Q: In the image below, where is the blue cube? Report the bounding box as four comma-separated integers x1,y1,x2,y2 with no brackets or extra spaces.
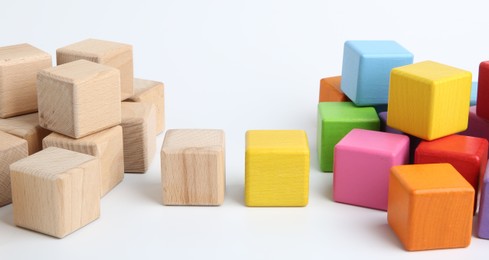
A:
471,81,478,106
340,41,413,106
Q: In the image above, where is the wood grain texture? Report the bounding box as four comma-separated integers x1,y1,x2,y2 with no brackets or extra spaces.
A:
56,39,133,100
10,147,100,238
0,43,52,118
121,102,156,173
161,129,225,205
319,76,350,102
126,78,165,134
0,112,51,154
37,59,121,139
0,131,28,207
388,163,474,251
387,61,471,140
43,125,124,197
245,130,309,207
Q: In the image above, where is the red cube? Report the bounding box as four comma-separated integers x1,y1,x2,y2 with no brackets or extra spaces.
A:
477,61,489,120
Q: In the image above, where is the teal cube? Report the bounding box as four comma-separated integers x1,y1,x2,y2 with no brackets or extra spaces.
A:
317,102,380,172
340,40,413,106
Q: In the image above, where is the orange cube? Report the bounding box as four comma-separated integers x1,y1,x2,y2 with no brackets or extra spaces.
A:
388,163,474,251
319,76,350,102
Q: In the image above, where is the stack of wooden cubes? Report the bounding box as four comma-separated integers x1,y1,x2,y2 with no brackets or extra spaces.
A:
0,39,164,238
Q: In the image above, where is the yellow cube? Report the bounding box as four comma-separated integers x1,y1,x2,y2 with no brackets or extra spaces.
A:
387,61,471,140
245,130,310,206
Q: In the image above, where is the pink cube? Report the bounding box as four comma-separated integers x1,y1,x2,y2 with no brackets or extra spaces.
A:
334,129,409,210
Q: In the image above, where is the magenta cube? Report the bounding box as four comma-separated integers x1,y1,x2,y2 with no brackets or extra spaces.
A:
333,129,409,210
460,106,489,146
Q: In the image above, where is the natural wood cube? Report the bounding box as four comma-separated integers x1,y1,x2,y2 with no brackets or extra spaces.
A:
0,112,51,155
387,61,472,140
10,147,100,238
161,129,225,205
37,59,121,138
42,125,124,196
388,163,474,251
0,131,28,207
0,43,52,118
57,39,134,100
126,78,165,134
121,102,156,173
319,76,350,102
245,130,309,207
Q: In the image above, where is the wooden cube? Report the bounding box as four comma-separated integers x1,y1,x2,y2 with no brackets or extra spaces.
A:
460,106,489,145
42,125,123,196
333,129,409,210
478,166,489,238
0,131,28,207
319,76,350,102
471,82,478,106
121,102,156,173
10,147,100,238
0,113,51,155
387,61,472,140
341,41,413,106
57,39,133,100
0,43,52,118
245,130,309,206
415,134,488,209
161,129,225,205
126,78,165,134
317,102,379,172
37,59,121,138
388,163,474,251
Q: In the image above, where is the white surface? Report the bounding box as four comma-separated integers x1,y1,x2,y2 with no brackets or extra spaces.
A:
1,0,489,258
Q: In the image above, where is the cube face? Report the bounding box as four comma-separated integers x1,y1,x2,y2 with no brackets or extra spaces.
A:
37,59,121,138
415,134,488,194
127,78,165,134
0,113,51,155
340,41,413,106
121,102,156,173
161,129,225,205
0,44,52,118
0,131,28,206
10,147,100,238
478,167,489,238
317,102,379,172
42,125,124,196
334,129,409,210
387,61,472,140
477,62,489,119
57,39,134,100
388,164,474,251
245,130,309,206
319,76,350,102
460,106,489,142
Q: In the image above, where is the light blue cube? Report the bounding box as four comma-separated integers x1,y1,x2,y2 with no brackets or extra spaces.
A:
340,41,413,106
471,81,478,106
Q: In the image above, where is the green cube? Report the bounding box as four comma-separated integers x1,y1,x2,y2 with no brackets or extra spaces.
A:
317,102,380,172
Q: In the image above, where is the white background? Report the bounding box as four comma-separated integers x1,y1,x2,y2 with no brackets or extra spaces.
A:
1,0,489,259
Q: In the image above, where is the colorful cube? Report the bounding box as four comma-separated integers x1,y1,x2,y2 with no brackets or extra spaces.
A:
388,163,474,251
37,59,121,138
0,43,52,118
477,61,489,119
10,147,100,238
415,134,488,208
340,40,413,106
245,130,309,206
319,76,350,102
478,166,489,238
471,82,478,106
387,61,472,140
460,106,489,144
333,129,408,210
0,131,28,207
317,102,379,172
161,129,225,205
57,39,134,100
